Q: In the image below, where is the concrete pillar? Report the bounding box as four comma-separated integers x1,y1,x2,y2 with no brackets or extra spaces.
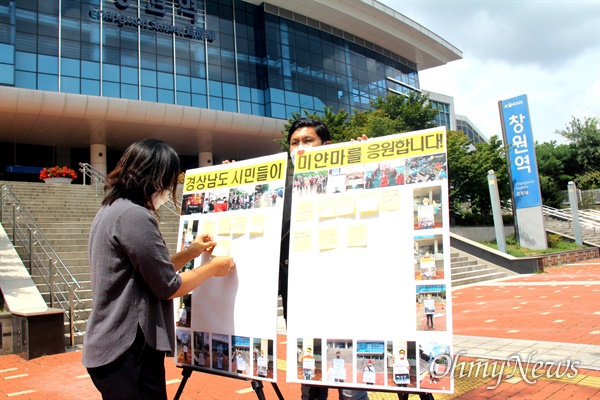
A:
199,151,213,167
90,144,107,176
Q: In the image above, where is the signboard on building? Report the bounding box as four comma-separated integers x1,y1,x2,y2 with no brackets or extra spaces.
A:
499,94,547,249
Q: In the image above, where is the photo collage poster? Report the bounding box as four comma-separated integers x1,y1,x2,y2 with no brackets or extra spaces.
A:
174,153,287,382
286,127,453,394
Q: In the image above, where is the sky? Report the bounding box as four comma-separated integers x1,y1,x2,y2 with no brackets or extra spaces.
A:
379,0,600,144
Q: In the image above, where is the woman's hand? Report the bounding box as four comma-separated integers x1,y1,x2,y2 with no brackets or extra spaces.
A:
209,256,236,277
191,233,216,254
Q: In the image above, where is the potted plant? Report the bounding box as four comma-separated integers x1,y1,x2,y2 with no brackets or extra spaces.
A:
39,166,77,184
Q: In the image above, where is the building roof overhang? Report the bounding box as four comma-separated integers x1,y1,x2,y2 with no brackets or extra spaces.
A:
243,0,462,70
0,87,285,160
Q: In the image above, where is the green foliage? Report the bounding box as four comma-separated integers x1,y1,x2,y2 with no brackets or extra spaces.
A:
556,116,600,186
535,141,571,207
547,234,562,248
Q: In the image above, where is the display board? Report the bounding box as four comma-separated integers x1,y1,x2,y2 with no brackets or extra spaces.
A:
286,128,453,394
174,153,288,382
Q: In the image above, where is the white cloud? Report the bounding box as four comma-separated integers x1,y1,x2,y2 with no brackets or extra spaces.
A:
379,0,600,143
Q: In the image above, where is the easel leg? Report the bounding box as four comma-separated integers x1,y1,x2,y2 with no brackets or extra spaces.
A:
397,392,435,400
173,367,193,400
251,380,267,400
271,382,285,400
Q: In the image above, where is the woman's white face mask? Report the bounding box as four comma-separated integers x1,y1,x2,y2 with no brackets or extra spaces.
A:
290,144,305,167
152,190,170,209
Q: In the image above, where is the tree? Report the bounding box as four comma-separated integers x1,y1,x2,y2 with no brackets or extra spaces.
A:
535,141,572,208
556,116,600,189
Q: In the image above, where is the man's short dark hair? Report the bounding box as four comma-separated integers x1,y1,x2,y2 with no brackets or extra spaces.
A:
287,118,331,144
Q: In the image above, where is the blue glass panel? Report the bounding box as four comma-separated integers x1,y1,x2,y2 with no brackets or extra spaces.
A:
38,74,58,91
191,94,207,108
15,71,36,89
81,79,100,96
0,64,15,85
141,69,157,87
121,66,138,84
81,61,100,79
191,77,206,94
284,91,299,107
61,58,80,77
271,103,286,119
209,96,223,111
251,103,265,116
222,83,236,99
141,86,157,102
158,89,174,104
239,101,251,115
270,88,284,103
38,55,58,74
209,81,222,97
103,64,120,82
102,81,120,98
177,91,191,107
15,52,36,72
121,84,138,100
300,94,313,109
223,98,237,112
251,88,264,103
0,44,14,64
239,86,251,101
157,72,174,89
61,76,80,94
176,75,191,92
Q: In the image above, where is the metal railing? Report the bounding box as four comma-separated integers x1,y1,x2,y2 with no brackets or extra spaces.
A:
78,162,181,219
542,205,600,236
0,184,83,345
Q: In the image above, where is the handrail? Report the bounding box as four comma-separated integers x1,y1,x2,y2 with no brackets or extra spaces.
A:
0,184,83,340
542,205,600,237
78,162,180,220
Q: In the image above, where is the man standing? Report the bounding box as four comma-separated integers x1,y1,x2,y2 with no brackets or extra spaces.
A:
424,294,436,330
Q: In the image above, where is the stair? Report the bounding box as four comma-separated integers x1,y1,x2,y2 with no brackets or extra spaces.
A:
1,181,181,346
449,250,515,287
543,215,600,247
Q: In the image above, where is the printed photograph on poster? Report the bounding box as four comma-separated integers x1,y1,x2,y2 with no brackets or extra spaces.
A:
212,333,230,371
181,192,205,215
227,184,257,210
326,165,365,193
419,341,451,391
405,154,447,184
176,294,191,327
178,219,200,272
325,339,353,384
253,338,274,379
387,341,417,388
357,340,385,386
253,183,285,208
293,171,329,196
365,160,405,189
193,331,210,367
416,285,447,331
231,335,251,375
414,234,444,280
297,338,323,382
413,186,443,230
176,328,192,365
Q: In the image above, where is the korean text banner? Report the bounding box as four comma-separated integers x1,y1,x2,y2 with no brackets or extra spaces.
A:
286,127,453,394
174,153,288,382
499,94,543,209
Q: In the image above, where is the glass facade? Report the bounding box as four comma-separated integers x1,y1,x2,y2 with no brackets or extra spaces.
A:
0,0,420,119
456,118,485,145
430,101,451,130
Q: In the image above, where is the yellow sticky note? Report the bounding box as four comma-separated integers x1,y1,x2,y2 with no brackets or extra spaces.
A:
217,216,231,235
203,220,216,236
357,192,379,213
232,215,247,235
380,188,401,211
318,228,338,250
336,195,356,217
293,230,312,252
317,197,336,218
249,214,265,234
347,224,368,247
296,201,315,222
212,238,231,257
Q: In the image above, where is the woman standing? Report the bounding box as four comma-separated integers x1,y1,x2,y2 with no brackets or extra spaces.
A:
83,139,235,399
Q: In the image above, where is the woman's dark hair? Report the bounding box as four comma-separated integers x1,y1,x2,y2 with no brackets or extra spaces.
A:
103,138,180,211
287,118,330,144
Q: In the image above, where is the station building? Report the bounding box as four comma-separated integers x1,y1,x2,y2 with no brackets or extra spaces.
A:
0,0,462,180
